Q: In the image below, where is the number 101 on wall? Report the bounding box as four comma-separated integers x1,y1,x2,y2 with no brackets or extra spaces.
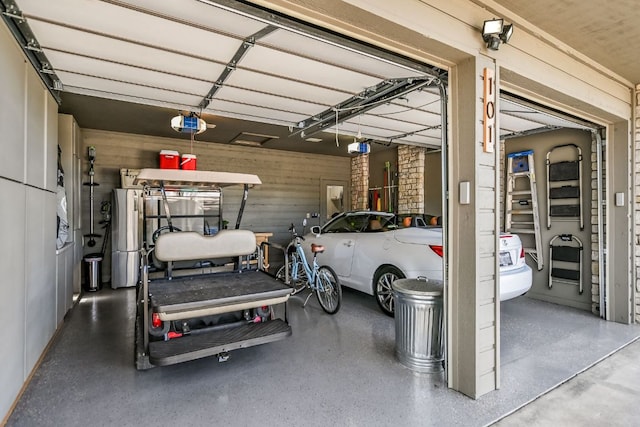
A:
483,67,496,153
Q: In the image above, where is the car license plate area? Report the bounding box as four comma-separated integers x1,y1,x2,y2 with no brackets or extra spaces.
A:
499,251,513,267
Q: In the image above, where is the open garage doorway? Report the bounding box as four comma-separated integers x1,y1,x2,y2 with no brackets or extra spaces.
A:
499,92,605,317
8,0,636,397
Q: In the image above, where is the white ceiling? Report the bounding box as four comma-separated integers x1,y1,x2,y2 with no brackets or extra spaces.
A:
6,0,597,156
492,0,640,84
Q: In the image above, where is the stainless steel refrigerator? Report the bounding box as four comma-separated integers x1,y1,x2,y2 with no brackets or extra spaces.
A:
111,189,141,288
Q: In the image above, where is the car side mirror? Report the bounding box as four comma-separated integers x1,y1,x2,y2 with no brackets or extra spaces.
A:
310,225,321,236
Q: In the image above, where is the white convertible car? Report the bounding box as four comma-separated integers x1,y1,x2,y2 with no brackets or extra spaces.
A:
303,211,532,316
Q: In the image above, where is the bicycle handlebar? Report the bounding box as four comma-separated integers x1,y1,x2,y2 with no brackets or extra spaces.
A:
288,223,305,240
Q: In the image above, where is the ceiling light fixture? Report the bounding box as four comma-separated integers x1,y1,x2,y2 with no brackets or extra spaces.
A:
171,113,209,134
481,18,514,51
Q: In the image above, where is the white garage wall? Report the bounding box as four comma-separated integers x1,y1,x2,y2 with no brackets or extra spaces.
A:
0,23,59,421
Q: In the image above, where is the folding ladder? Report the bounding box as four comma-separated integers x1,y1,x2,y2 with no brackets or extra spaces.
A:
505,150,543,270
546,144,584,230
549,234,583,294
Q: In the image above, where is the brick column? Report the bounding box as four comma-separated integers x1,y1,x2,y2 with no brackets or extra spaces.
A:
351,154,369,210
397,145,425,214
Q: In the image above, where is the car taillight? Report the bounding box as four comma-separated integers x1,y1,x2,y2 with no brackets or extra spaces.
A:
429,245,443,258
520,247,525,259
152,312,162,328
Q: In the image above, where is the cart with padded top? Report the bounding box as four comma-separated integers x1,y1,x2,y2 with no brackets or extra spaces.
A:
133,169,292,369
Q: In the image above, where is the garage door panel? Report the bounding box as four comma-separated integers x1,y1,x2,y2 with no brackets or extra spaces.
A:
372,100,441,120
242,46,381,92
118,0,269,38
58,72,203,107
403,89,442,109
65,87,204,117
261,30,423,79
28,20,225,82
323,124,441,147
226,70,349,106
394,136,441,147
204,100,307,125
22,0,244,63
344,114,438,134
217,86,323,116
366,109,441,128
500,114,548,133
45,50,212,97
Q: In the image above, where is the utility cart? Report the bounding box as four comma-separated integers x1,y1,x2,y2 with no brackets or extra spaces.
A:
133,169,293,370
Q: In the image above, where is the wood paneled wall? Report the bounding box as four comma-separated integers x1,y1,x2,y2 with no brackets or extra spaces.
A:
80,129,350,278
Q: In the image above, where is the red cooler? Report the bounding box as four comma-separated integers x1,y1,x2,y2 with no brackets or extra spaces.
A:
159,150,179,169
180,154,197,170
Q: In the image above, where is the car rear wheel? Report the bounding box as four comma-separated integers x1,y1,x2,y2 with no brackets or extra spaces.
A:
374,266,404,316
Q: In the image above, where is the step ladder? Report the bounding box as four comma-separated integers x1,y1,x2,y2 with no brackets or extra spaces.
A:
505,150,543,270
549,234,583,294
546,144,584,230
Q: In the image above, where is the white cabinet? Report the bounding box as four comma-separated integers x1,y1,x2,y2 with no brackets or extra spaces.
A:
56,244,75,325
0,179,26,413
25,69,46,189
46,95,58,192
24,188,57,373
0,25,25,183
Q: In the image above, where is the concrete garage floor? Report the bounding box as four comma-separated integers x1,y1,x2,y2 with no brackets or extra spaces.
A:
6,287,640,427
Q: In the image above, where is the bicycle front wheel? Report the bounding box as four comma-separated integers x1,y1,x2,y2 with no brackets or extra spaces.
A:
275,254,307,294
315,266,342,314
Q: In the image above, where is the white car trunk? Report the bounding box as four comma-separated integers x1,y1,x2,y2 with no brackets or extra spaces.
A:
499,233,525,272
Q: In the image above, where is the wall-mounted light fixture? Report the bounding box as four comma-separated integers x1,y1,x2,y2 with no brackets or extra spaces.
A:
482,18,514,50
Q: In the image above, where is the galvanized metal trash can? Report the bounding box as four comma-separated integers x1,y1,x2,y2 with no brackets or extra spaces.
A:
392,277,444,373
83,253,103,292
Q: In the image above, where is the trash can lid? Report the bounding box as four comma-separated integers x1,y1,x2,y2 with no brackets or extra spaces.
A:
84,253,103,261
392,277,443,296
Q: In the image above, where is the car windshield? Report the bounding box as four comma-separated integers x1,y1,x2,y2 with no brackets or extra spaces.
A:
322,213,396,233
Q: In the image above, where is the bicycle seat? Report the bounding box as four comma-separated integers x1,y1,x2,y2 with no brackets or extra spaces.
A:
311,243,325,253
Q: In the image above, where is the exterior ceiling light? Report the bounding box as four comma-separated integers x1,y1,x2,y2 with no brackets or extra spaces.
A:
482,18,514,50
171,113,209,134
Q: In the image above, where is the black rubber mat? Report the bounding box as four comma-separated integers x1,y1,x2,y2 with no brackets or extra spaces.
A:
149,319,291,366
149,270,292,314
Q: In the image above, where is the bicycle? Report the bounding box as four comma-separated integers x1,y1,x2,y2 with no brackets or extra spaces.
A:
276,221,342,314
